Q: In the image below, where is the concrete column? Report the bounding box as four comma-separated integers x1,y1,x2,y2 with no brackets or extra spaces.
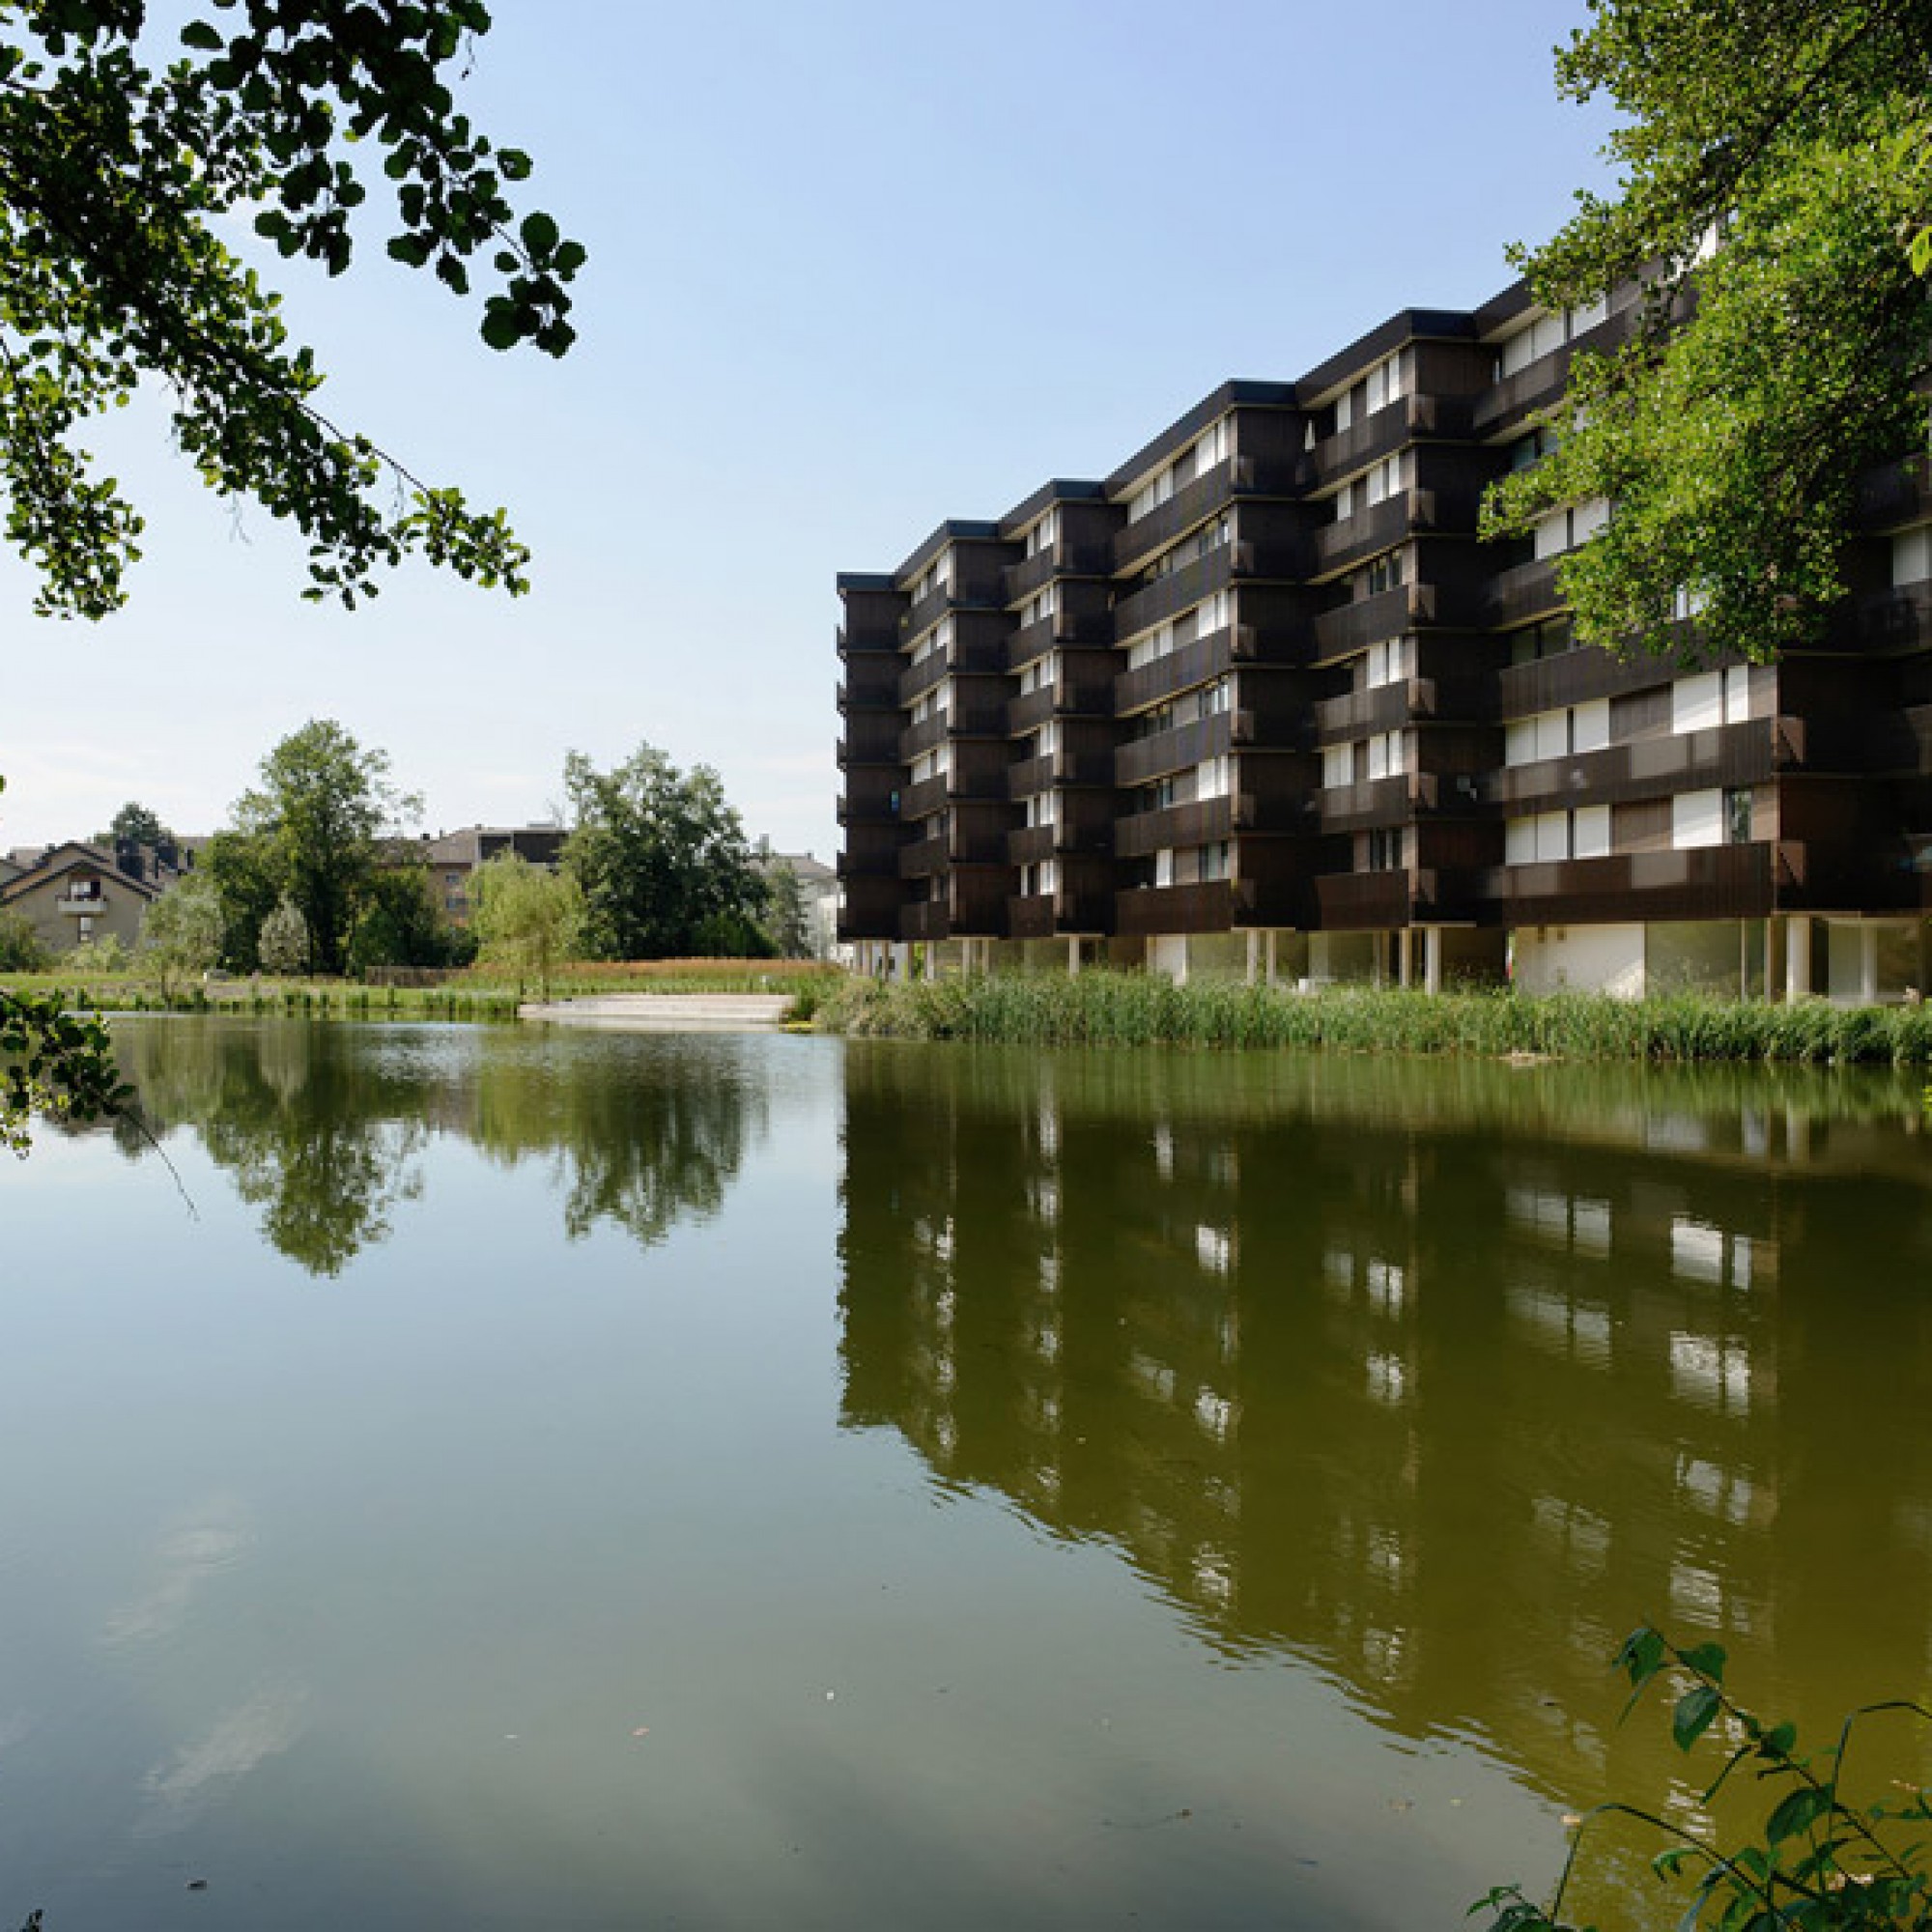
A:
1265,930,1279,986
1766,919,1786,1004
1424,926,1443,996
1784,916,1811,1001
1067,936,1081,977
1861,923,1880,1006
1396,928,1414,989
1245,930,1260,986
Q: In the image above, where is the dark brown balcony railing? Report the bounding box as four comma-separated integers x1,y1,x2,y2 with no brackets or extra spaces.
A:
1492,719,1773,811
1000,540,1113,605
1312,582,1436,659
1488,841,1773,923
1485,556,1565,629
1115,713,1233,787
1309,392,1477,486
1473,301,1640,436
897,631,1007,707
1110,456,1301,574
1314,676,1441,741
1114,879,1237,935
1113,625,1253,716
1494,644,1672,717
1312,870,1411,929
1114,795,1234,859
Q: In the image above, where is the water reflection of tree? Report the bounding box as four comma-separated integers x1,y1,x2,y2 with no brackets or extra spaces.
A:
116,1023,767,1269
121,1021,425,1276
463,1036,764,1249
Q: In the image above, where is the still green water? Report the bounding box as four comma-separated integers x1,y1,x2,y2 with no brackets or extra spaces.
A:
2,1017,1928,1929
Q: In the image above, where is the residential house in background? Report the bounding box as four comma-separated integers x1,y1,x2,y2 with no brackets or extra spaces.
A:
413,826,568,924
0,841,162,954
837,277,1932,1001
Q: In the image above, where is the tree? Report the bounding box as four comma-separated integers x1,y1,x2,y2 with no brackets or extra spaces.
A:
1481,1,1932,664
204,823,282,973
139,870,224,998
760,860,811,958
0,4,581,1146
222,719,421,974
348,860,470,973
562,744,770,961
0,0,584,619
257,894,312,976
469,850,581,997
0,904,48,971
103,801,170,851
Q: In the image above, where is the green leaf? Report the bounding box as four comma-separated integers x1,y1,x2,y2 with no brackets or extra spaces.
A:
1765,1786,1833,1845
519,210,559,258
180,19,223,50
479,303,523,352
1679,1643,1727,1683
1672,1683,1722,1752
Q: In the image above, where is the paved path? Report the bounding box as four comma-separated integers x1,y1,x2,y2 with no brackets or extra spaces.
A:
517,992,796,1031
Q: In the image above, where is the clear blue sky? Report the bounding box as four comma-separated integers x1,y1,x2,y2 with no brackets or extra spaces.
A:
0,0,1619,863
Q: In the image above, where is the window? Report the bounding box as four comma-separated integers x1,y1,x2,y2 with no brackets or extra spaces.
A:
1671,668,1750,735
1025,510,1058,558
1365,638,1412,689
1364,550,1405,596
1672,788,1724,850
1198,841,1231,882
1505,807,1610,864
1367,827,1405,871
1726,787,1753,844
1505,699,1609,767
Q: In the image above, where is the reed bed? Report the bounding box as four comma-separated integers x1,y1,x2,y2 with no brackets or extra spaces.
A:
813,972,1932,1065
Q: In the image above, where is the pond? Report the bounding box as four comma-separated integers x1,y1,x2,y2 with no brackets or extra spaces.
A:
2,1018,1929,1929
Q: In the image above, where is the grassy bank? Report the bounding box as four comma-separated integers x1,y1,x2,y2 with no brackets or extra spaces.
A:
1,959,839,1025
810,971,1932,1065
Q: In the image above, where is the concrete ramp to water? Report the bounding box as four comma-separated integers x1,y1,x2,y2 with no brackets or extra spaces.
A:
517,992,794,1031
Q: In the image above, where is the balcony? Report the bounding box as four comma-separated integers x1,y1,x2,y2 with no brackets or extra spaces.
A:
1001,540,1113,605
1114,795,1234,859
1313,870,1412,929
898,632,1006,707
837,719,901,767
1006,607,1111,668
1114,879,1237,936
1473,302,1641,437
1111,455,1304,575
1314,676,1444,741
1116,713,1233,787
55,890,108,914
899,898,952,942
1113,624,1260,716
1492,719,1774,811
1488,841,1774,923
1310,393,1476,485
1312,583,1437,659
1495,643,1672,716
1854,456,1932,529
1008,679,1108,737
1318,774,1415,833
837,664,898,712
1008,748,1114,797
1487,557,1565,628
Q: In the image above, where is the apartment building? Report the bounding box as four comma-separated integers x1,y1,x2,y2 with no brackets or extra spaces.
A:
836,282,1932,1001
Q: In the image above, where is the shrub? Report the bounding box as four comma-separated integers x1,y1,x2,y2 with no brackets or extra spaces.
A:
1478,1626,1932,1930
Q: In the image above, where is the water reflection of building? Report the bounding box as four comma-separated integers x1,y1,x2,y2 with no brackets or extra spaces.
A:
837,1044,1932,1808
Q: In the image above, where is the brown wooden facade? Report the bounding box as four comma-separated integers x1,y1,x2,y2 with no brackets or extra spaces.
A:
836,280,1932,992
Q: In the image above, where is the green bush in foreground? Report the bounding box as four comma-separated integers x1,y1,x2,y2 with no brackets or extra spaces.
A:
812,975,1932,1065
1479,1627,1932,1930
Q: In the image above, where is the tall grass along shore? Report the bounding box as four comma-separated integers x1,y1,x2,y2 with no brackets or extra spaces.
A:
806,971,1932,1065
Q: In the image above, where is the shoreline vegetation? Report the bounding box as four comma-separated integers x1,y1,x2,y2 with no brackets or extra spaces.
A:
10,960,1932,1066
800,970,1932,1065
0,959,839,1028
